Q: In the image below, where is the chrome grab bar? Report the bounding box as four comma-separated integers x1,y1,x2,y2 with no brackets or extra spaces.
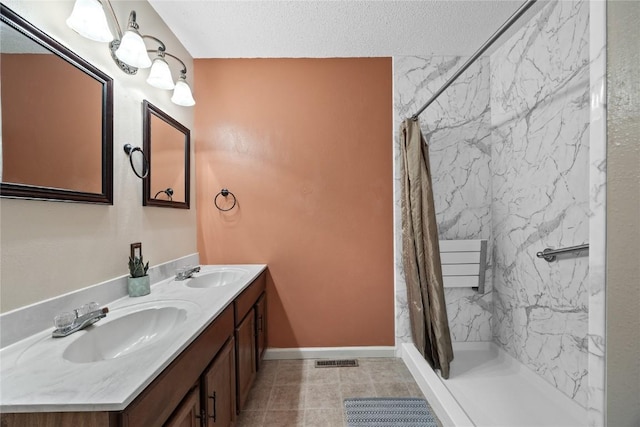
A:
536,244,589,262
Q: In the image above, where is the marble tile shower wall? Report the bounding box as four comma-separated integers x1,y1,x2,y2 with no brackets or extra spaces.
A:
394,56,494,343
489,0,590,407
393,0,590,408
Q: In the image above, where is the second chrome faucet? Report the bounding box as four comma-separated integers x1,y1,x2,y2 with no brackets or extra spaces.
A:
175,265,201,281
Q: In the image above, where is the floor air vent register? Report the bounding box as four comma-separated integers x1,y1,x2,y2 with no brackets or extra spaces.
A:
315,359,359,368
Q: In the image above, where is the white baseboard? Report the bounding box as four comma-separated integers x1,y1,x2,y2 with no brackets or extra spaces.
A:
263,346,397,360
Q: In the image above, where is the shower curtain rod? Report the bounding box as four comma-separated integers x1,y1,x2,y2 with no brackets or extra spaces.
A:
411,0,538,120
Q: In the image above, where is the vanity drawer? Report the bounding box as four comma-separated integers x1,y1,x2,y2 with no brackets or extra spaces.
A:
233,272,265,326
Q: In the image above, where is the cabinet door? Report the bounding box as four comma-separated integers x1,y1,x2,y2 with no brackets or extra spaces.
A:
203,337,236,427
235,310,256,412
255,293,266,370
164,386,202,427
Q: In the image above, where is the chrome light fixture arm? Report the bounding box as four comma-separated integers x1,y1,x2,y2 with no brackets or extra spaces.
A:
162,52,188,76
145,36,188,76
143,34,167,53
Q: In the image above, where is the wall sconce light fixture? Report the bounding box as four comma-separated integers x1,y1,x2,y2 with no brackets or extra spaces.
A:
66,0,195,106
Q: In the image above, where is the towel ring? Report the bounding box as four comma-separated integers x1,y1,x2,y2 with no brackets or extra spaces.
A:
154,188,174,201
214,188,237,211
123,144,149,179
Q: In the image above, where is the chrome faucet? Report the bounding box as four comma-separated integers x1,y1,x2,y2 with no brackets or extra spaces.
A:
52,303,109,338
175,265,201,281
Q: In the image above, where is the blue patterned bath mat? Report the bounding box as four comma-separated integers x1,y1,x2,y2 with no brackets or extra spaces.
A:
344,397,438,427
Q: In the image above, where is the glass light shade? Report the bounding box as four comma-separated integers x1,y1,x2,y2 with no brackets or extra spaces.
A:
171,78,196,106
66,0,113,42
147,57,175,90
115,30,151,68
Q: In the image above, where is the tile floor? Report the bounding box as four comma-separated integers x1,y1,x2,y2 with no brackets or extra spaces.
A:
235,357,433,427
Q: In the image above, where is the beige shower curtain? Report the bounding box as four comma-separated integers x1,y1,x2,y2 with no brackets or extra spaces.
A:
400,118,453,379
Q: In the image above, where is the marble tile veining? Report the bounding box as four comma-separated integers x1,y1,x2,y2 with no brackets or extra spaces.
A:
489,0,590,407
394,55,494,345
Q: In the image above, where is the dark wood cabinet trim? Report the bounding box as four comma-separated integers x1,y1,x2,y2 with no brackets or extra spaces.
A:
255,293,267,371
235,310,257,413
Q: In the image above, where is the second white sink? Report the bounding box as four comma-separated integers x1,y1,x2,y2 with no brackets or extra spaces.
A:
185,268,249,288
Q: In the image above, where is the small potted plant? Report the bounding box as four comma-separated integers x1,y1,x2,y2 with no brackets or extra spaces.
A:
128,246,150,297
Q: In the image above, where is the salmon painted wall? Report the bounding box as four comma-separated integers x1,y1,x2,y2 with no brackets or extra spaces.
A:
195,58,393,348
2,53,102,193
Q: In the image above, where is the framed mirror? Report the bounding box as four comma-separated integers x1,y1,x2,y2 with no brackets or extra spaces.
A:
143,100,190,209
0,4,113,204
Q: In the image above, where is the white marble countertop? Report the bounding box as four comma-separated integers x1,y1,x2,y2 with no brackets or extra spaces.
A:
0,264,267,413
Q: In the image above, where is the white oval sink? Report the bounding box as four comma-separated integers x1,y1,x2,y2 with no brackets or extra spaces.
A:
62,301,197,363
185,268,249,288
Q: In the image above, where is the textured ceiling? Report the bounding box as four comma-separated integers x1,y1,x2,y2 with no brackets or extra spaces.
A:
148,0,548,59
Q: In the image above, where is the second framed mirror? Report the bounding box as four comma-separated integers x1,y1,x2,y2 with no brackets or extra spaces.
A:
143,100,190,209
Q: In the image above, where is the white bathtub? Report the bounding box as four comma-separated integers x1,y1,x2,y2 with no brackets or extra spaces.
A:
401,341,588,427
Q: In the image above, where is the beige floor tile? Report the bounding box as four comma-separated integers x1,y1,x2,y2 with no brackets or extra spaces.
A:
238,357,440,426
255,361,278,387
406,382,426,397
263,409,304,427
243,384,272,411
258,359,279,374
306,366,340,384
278,359,314,370
373,382,412,397
394,362,416,382
339,382,377,399
304,384,343,409
338,366,372,383
303,408,346,427
235,410,266,427
275,367,307,385
366,361,408,383
268,384,306,410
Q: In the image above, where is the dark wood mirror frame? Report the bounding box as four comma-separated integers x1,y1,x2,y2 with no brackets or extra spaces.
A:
0,4,113,204
142,100,190,209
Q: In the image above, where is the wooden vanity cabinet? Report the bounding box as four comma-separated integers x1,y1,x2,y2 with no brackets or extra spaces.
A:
164,386,202,427
233,272,266,413
202,337,236,427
